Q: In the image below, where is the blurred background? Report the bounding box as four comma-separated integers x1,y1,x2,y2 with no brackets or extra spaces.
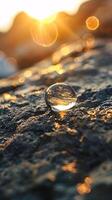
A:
0,0,111,78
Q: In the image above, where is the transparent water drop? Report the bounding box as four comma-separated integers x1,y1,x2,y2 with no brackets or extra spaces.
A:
45,83,77,112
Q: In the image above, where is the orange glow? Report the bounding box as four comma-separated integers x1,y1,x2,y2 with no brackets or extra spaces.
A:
54,122,61,129
86,16,100,31
32,22,58,47
59,111,67,119
77,183,91,195
61,46,71,56
62,162,77,173
76,176,93,195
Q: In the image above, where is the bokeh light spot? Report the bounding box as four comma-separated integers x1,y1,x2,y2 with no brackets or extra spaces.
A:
62,162,77,173
77,183,91,195
76,176,93,195
86,16,100,31
3,93,17,102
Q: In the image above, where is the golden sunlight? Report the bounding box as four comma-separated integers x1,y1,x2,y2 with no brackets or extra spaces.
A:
31,22,58,47
0,0,85,31
23,0,80,20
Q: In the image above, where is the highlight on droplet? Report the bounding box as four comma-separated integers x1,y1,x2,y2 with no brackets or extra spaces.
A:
31,21,58,47
86,16,100,31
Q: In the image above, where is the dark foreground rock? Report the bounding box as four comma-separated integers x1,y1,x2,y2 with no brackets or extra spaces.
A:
0,39,112,200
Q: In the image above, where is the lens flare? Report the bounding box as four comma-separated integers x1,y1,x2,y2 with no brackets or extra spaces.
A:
31,22,58,47
86,16,100,31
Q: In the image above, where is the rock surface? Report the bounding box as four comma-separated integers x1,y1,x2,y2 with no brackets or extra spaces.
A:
0,39,112,200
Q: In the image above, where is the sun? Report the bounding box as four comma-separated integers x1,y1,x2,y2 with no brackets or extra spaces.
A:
22,0,56,21
0,0,84,31
21,0,81,21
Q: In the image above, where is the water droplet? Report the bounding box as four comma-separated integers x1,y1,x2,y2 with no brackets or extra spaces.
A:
45,83,77,112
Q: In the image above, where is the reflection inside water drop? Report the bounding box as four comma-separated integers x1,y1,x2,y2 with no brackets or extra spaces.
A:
45,83,77,112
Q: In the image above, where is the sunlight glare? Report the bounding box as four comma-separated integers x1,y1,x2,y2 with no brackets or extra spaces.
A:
22,0,81,21
0,0,85,31
31,22,58,47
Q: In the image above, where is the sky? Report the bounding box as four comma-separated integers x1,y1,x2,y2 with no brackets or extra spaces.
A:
0,0,85,31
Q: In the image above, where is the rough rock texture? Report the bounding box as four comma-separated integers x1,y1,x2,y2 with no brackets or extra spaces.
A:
0,39,112,200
